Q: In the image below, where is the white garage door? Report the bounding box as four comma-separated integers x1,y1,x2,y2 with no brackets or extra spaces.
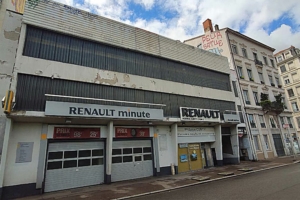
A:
111,140,153,182
44,141,104,192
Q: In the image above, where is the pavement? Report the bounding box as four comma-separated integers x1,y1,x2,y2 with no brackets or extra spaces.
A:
18,156,300,200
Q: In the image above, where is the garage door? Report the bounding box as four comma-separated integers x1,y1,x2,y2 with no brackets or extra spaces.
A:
44,141,104,192
112,140,153,182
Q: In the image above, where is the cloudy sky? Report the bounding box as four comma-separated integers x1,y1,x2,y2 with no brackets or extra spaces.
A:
55,0,300,53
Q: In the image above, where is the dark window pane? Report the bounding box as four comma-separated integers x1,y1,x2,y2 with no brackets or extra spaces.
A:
48,152,63,160
123,156,133,163
23,26,43,57
112,156,122,163
55,34,70,62
143,147,151,153
39,31,57,60
79,150,91,157
135,156,142,162
112,149,122,155
78,159,91,167
92,158,103,165
143,154,152,161
82,41,95,67
64,151,77,158
63,160,77,168
47,161,62,170
69,37,83,65
123,148,132,154
133,148,142,153
92,149,103,156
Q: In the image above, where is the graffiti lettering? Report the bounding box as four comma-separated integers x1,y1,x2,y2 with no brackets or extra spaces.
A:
201,32,223,50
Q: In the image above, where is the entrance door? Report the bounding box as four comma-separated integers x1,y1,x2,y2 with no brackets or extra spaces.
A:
272,134,285,156
111,140,153,182
178,144,189,173
178,143,203,173
189,144,203,171
44,141,105,192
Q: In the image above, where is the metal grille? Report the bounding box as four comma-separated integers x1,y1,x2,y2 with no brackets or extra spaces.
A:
23,26,231,91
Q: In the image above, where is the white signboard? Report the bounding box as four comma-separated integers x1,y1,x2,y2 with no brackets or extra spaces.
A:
45,101,164,120
177,127,216,143
180,107,220,122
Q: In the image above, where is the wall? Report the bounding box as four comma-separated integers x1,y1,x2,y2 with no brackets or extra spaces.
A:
3,122,42,186
157,126,174,169
0,10,22,154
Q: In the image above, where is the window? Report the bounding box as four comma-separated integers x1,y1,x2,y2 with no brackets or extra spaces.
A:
253,135,260,151
263,135,270,150
247,69,253,81
292,73,298,82
280,117,285,126
268,75,274,85
277,56,282,62
292,102,299,112
243,90,250,104
282,97,287,109
232,45,238,54
237,105,244,123
280,65,286,73
259,115,266,128
242,48,248,58
287,117,293,128
253,91,259,105
287,89,295,97
248,114,256,128
284,78,290,84
269,116,277,128
296,117,300,128
258,72,264,83
263,56,268,65
253,52,258,60
275,77,280,86
232,81,238,97
270,59,275,67
237,66,243,78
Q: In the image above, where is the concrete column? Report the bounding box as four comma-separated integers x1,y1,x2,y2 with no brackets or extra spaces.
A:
213,124,223,166
36,124,48,189
230,125,240,164
0,118,12,196
152,127,160,175
171,123,178,174
106,121,113,183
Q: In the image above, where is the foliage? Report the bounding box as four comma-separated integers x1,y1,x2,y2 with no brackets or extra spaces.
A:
260,93,284,114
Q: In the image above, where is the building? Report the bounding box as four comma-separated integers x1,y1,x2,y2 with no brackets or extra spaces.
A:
184,19,296,161
0,1,240,199
275,46,300,153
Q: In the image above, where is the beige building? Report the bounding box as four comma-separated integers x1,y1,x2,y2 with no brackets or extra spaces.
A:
185,19,297,160
275,46,300,152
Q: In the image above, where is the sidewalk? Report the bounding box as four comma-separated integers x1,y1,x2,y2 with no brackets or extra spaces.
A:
18,156,299,200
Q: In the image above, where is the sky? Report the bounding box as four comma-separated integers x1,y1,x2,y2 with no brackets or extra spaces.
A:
55,0,300,53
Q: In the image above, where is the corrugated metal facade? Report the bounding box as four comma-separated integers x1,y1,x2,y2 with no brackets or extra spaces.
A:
22,1,229,74
15,74,235,117
23,26,231,91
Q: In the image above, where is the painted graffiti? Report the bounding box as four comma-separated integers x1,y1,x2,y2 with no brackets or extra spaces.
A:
201,32,223,50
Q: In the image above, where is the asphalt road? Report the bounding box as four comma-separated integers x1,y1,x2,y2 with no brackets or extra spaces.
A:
132,164,300,200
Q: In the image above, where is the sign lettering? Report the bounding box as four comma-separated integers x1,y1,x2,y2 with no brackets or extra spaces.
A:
115,127,150,138
53,127,100,139
180,107,220,122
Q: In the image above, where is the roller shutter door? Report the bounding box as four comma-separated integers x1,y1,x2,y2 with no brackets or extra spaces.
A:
44,141,105,192
112,140,153,182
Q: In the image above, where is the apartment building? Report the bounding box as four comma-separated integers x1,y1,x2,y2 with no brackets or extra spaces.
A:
184,19,296,161
275,46,300,153
0,2,240,199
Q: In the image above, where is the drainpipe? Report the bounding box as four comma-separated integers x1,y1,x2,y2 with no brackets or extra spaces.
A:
225,29,258,161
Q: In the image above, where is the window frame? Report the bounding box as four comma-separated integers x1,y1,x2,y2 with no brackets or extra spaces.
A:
263,135,270,150
253,135,260,151
292,102,299,112
287,117,293,128
232,45,238,54
237,66,243,78
248,114,256,128
243,90,250,105
258,72,264,83
287,89,295,97
269,116,277,128
247,69,253,80
242,48,248,58
253,91,259,105
280,65,286,73
263,56,268,65
258,115,266,128
270,59,275,67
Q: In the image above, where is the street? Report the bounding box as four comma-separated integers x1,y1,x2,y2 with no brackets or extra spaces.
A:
132,164,300,200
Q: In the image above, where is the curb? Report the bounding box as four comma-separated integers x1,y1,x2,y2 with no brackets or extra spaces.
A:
114,161,299,200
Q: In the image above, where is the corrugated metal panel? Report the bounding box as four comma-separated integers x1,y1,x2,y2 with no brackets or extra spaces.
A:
22,1,229,74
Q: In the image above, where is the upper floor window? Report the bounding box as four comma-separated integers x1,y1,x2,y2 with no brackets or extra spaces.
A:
270,59,275,67
253,52,258,60
268,75,274,85
287,117,293,128
287,89,295,97
280,117,285,126
296,117,300,128
263,56,268,65
232,45,238,54
242,48,248,58
259,115,266,128
253,135,260,150
277,56,283,62
243,90,250,104
232,81,238,97
275,77,280,86
237,66,243,78
284,78,290,84
280,65,286,73
247,69,253,81
253,91,259,105
248,114,256,128
263,135,270,150
258,72,264,84
269,116,277,128
291,102,299,112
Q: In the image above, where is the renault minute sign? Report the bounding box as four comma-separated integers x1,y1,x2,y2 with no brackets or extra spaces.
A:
180,107,220,122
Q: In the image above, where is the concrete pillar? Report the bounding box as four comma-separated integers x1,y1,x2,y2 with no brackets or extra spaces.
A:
106,121,113,183
0,118,12,196
213,124,223,166
230,125,240,164
152,127,160,175
36,124,48,189
171,123,178,174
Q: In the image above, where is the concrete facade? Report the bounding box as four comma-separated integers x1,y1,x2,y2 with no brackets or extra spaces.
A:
184,19,296,160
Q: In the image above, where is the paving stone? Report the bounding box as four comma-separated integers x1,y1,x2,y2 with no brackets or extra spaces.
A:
238,168,253,172
191,176,210,181
217,172,234,176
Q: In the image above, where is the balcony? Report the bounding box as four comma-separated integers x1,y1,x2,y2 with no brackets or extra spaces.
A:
255,59,263,67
